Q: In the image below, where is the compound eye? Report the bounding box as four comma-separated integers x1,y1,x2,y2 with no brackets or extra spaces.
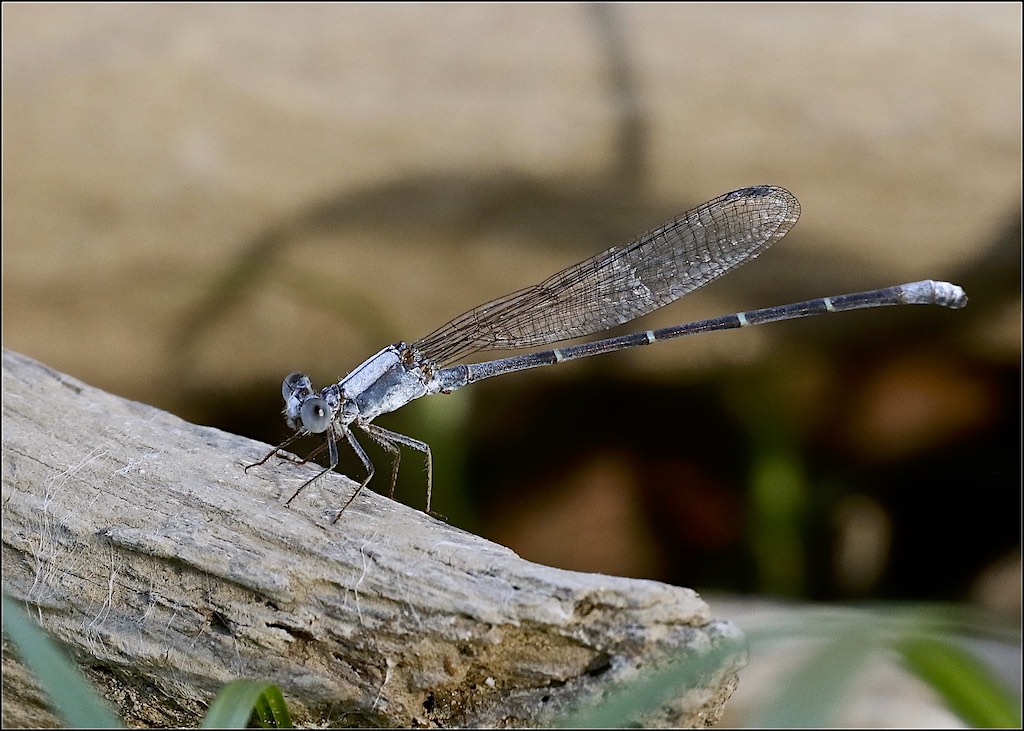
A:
283,372,311,400
299,397,332,433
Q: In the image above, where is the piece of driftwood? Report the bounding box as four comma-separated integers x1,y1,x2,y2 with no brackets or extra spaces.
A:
1,348,745,727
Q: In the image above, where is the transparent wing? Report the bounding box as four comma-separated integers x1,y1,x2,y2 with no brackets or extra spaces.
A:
412,185,800,367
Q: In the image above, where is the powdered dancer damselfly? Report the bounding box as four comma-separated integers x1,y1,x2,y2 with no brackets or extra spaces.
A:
246,185,967,521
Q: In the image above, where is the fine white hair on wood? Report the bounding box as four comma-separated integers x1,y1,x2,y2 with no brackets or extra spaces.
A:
2,348,744,728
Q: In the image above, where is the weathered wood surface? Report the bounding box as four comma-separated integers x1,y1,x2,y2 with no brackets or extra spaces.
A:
1,348,744,727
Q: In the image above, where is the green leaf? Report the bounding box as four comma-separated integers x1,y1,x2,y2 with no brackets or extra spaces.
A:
898,636,1021,728
252,684,292,728
1,591,124,728
202,678,293,729
751,630,875,727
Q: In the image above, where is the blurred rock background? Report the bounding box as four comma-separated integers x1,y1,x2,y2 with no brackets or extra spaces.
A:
3,4,1019,724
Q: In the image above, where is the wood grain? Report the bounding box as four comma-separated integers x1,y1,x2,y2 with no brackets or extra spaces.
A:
1,349,744,727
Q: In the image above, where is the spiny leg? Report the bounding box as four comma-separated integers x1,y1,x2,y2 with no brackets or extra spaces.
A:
244,432,305,471
360,422,434,514
330,429,376,523
285,438,330,466
369,432,403,499
268,439,330,469
358,422,404,499
246,432,334,474
285,427,340,506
